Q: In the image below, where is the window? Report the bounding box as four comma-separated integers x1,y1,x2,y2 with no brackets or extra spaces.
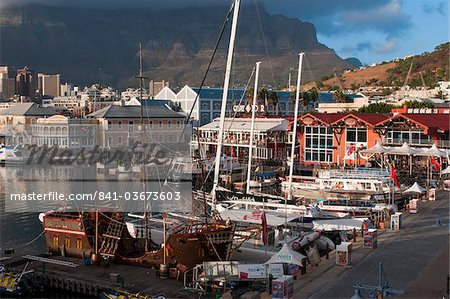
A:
346,128,367,144
304,126,333,162
64,237,70,248
118,121,122,129
108,137,112,146
168,121,172,128
346,127,367,151
386,130,430,145
159,134,164,142
149,121,153,129
177,121,181,128
76,238,83,249
159,121,163,128
53,235,59,246
118,136,122,144
128,121,134,132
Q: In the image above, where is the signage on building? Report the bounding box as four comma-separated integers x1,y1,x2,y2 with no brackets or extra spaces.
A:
232,104,265,113
302,117,314,125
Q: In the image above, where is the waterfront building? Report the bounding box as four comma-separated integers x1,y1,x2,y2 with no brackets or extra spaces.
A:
155,85,365,125
156,85,293,126
32,115,97,148
196,117,288,160
290,110,450,166
87,102,186,148
38,73,61,97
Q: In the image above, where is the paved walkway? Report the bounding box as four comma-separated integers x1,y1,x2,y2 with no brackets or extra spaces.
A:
293,191,449,298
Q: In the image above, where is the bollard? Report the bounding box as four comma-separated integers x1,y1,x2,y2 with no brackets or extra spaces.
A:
301,259,306,275
353,228,357,242
326,243,329,260
120,276,125,288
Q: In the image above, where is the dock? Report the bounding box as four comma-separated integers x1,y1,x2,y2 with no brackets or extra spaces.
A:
3,256,188,298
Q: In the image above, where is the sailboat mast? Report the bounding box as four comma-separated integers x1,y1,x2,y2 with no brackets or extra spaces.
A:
212,0,241,202
246,61,261,194
136,42,149,250
286,53,304,223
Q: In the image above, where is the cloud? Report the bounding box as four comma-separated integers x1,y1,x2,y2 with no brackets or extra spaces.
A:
423,2,447,15
341,41,372,54
372,39,398,54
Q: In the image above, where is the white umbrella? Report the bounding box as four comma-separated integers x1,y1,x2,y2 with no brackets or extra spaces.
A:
387,142,418,155
403,182,426,194
264,243,307,267
442,166,450,175
415,144,446,157
361,141,389,154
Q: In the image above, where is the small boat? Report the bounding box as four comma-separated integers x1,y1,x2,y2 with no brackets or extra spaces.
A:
0,145,28,166
0,263,36,297
249,173,279,188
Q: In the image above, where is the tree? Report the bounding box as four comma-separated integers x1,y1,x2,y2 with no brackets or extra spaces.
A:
333,89,351,103
402,100,434,109
246,87,255,104
358,102,394,113
268,90,280,115
301,91,310,112
309,87,319,109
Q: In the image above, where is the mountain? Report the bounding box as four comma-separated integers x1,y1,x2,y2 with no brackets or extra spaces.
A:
305,43,449,90
344,57,363,68
0,3,354,89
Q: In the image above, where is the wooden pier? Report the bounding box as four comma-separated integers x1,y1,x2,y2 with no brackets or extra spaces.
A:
3,255,188,298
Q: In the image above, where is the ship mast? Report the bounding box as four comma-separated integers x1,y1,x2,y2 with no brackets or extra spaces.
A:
286,52,304,225
212,0,241,203
246,61,261,194
135,43,150,250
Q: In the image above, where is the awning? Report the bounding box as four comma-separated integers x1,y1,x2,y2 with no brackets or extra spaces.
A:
360,141,390,154
218,208,299,227
313,218,368,231
386,142,418,155
414,144,446,157
264,243,306,267
403,182,426,194
442,166,450,175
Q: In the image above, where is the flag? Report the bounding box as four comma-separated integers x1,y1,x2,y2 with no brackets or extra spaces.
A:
430,156,441,171
390,164,400,187
261,210,268,246
344,144,356,160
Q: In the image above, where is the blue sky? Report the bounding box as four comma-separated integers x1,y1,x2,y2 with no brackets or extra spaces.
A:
265,0,449,65
2,0,449,65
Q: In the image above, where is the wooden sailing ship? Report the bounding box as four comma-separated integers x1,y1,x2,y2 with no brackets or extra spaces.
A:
41,211,240,269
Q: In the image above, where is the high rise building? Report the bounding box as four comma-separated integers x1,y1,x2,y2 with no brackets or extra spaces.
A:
0,66,15,100
38,73,61,97
15,66,37,99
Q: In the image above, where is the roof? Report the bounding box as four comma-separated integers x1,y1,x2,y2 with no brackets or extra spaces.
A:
0,103,59,117
199,117,288,132
87,105,185,119
377,113,450,132
296,112,346,126
192,87,246,101
293,112,392,127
